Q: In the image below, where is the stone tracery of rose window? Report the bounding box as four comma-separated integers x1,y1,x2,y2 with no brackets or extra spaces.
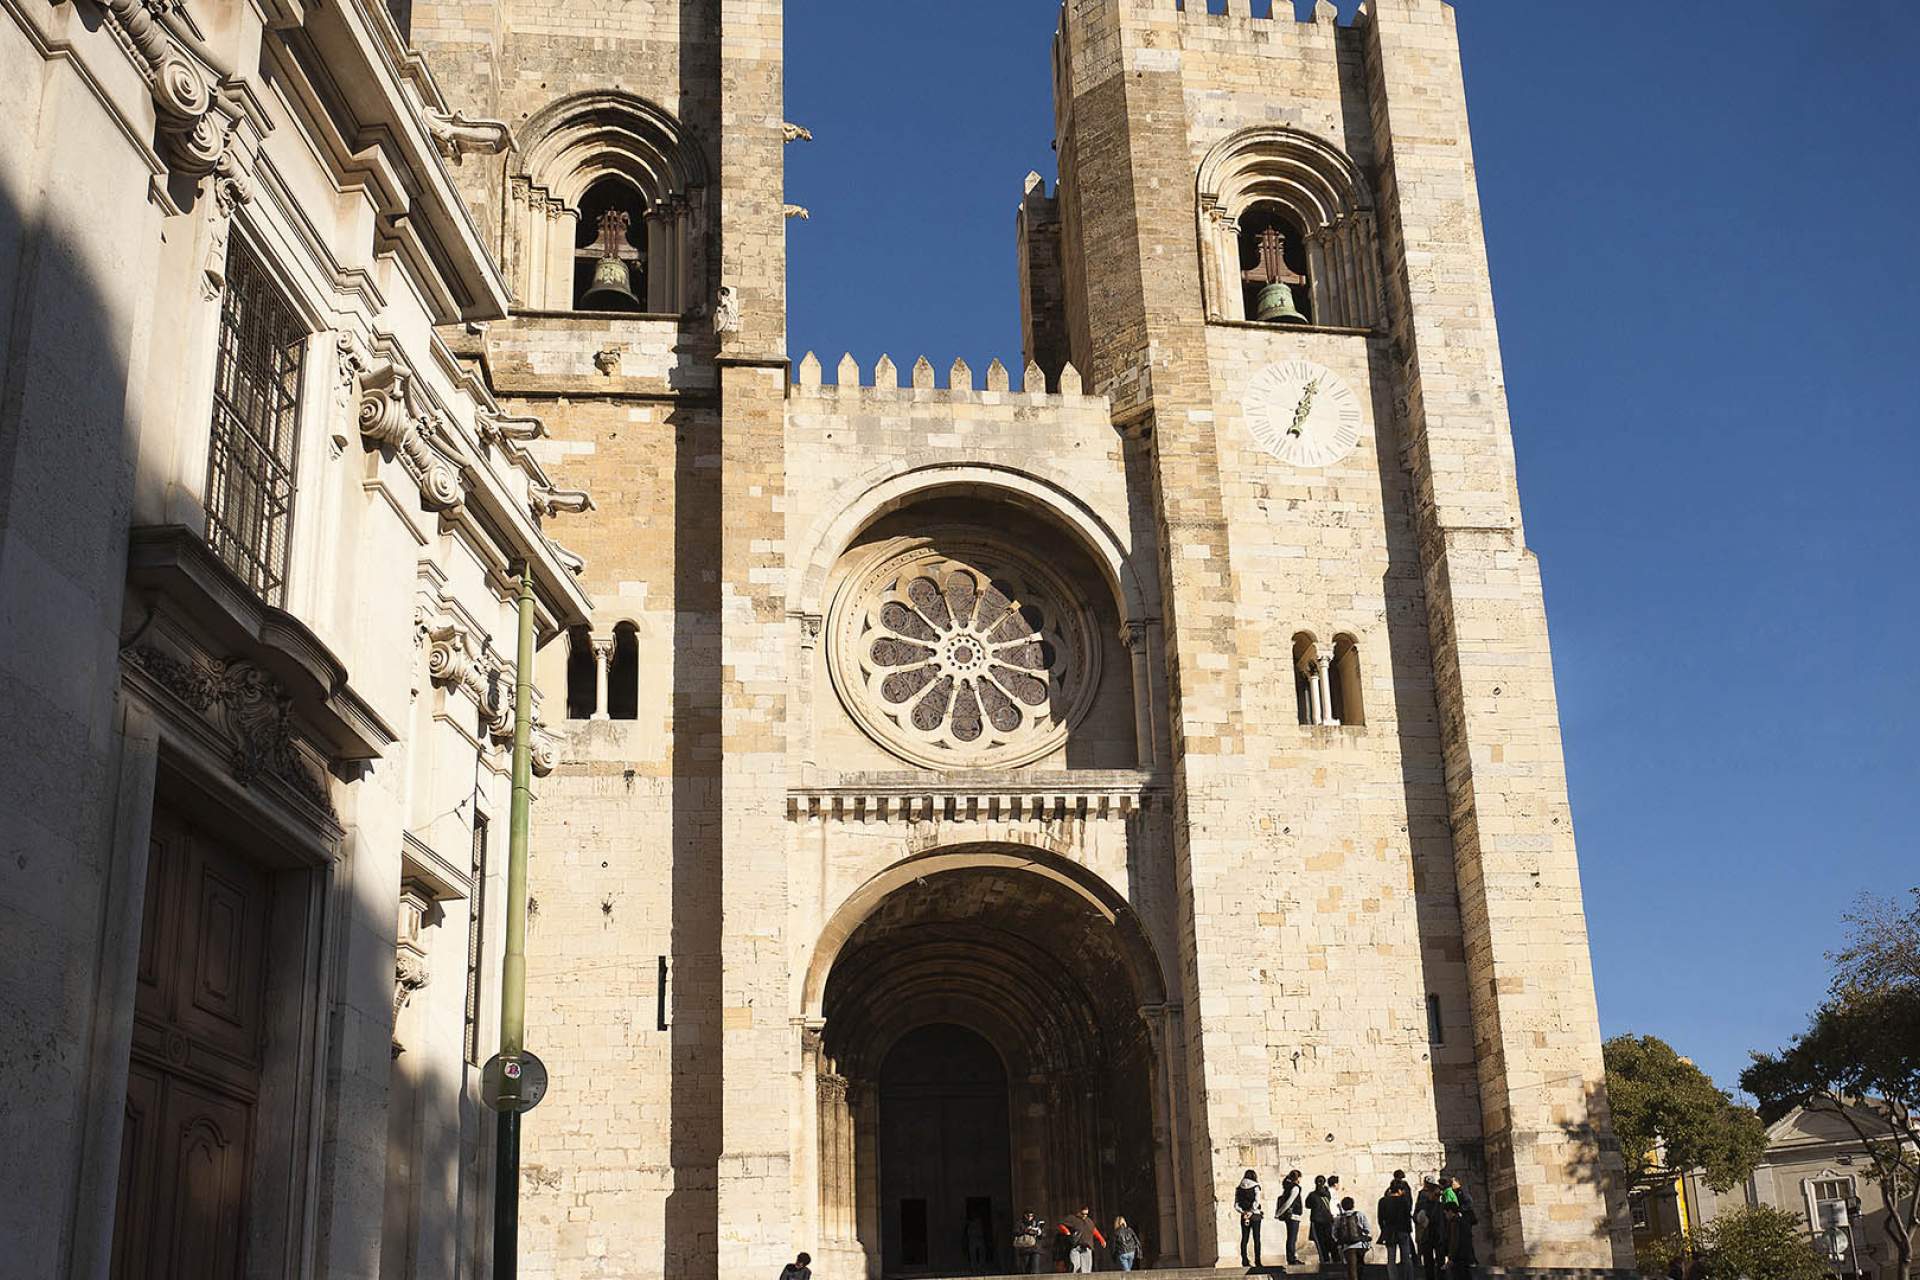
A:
829,538,1100,769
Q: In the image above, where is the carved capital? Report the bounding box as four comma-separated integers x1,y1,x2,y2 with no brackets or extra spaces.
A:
590,637,616,661
795,613,824,651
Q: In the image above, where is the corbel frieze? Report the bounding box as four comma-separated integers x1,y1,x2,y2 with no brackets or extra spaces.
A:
123,642,336,817
357,362,468,513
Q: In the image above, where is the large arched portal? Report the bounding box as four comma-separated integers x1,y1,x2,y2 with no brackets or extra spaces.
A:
815,859,1164,1277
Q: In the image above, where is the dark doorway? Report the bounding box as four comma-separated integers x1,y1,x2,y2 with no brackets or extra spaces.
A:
111,807,269,1280
878,1024,1013,1276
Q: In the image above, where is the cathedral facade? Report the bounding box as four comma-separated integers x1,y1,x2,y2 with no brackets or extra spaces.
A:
0,0,1632,1277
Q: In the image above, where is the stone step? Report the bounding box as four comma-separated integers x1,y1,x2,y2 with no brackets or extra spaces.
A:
905,1274,1638,1279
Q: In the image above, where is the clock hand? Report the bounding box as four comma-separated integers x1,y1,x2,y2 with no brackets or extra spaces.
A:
1287,378,1321,438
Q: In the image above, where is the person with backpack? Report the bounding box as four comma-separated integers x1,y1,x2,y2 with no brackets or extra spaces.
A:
1234,1168,1265,1267
1306,1175,1336,1269
1334,1196,1372,1280
1376,1180,1416,1280
1275,1169,1306,1266
1111,1216,1142,1271
1012,1210,1046,1274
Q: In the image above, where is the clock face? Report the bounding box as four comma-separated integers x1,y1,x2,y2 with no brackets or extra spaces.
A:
1243,359,1364,468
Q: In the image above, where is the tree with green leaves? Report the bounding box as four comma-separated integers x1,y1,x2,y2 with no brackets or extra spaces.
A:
1741,888,1920,1280
1604,1034,1767,1192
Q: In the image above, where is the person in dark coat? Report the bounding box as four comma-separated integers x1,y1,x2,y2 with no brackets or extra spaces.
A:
1013,1210,1047,1274
1377,1181,1416,1280
1275,1169,1307,1266
1442,1177,1476,1280
1415,1176,1447,1280
1307,1176,1337,1269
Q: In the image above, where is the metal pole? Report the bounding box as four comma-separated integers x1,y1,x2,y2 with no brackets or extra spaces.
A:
493,568,537,1278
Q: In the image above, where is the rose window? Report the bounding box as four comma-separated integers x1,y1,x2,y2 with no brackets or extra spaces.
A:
829,540,1099,769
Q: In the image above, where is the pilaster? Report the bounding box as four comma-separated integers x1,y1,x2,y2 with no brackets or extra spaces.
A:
714,1,793,1274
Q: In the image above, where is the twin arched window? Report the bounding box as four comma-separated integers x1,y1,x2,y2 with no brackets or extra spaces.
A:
507,92,706,315
566,623,640,721
1293,632,1364,728
1198,126,1381,330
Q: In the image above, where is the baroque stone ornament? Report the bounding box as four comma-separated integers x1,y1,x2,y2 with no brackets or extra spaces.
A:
124,644,335,816
828,537,1100,770
357,362,467,511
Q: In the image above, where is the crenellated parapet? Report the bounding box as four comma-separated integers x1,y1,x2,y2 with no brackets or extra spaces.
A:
792,351,1099,409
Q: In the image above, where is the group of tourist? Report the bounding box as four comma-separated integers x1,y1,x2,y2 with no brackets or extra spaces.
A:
1008,1207,1144,1273
1236,1167,1479,1280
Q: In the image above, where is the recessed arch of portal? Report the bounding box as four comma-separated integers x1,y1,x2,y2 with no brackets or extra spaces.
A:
808,846,1173,1277
802,843,1168,1021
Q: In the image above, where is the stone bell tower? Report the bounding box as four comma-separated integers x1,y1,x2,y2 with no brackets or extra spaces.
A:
408,0,796,1276
1034,0,1634,1268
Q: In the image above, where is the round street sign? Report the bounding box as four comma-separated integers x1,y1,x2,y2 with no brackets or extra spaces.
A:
480,1051,549,1114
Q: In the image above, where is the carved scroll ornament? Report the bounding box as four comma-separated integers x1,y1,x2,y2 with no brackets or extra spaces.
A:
357,364,467,512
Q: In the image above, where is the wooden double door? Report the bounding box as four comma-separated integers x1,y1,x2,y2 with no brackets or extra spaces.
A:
111,807,271,1280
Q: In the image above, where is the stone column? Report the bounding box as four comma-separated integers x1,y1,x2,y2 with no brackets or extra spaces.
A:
590,637,613,720
1141,1003,1192,1265
1316,656,1338,727
1121,621,1157,767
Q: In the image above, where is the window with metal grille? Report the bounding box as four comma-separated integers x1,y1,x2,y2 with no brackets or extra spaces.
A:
464,810,489,1064
205,237,304,606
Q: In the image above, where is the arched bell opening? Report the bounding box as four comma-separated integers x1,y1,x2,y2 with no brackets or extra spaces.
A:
812,859,1165,1279
572,177,649,313
1237,203,1314,325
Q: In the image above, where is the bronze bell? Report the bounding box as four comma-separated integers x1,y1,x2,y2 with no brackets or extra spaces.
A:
1255,280,1308,325
582,256,640,310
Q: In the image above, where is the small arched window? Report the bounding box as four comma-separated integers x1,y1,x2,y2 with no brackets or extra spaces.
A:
607,622,639,721
566,625,596,720
1330,634,1364,728
1198,125,1380,329
572,178,648,313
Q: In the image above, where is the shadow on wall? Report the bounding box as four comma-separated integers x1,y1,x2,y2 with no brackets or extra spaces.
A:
0,119,166,1273
662,4,721,1276
1556,1078,1634,1262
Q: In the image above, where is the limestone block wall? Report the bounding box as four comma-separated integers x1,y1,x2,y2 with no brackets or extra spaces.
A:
1199,321,1482,1181
514,389,721,1280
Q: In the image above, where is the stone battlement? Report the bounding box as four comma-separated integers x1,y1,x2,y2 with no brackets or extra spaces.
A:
792,351,1105,412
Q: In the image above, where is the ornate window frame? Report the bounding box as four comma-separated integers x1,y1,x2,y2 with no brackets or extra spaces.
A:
1196,125,1382,329
510,91,709,314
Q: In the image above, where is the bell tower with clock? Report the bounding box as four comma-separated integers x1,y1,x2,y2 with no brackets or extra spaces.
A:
1035,0,1635,1268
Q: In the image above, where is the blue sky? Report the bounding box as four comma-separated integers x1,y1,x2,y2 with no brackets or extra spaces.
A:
784,1,1920,1094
